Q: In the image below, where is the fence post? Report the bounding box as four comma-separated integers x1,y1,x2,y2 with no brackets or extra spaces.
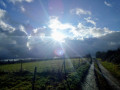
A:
63,56,71,90
13,59,14,64
8,60,10,64
32,67,37,90
63,57,66,76
20,60,22,72
79,57,80,66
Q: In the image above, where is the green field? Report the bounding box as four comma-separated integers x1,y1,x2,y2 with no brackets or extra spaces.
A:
0,58,91,90
94,61,112,90
0,58,87,72
101,61,120,82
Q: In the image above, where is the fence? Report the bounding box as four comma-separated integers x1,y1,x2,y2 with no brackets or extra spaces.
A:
0,57,93,90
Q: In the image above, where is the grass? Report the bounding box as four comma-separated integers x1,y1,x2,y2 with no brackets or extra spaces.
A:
0,71,32,90
0,58,85,73
94,62,112,90
101,61,120,82
0,58,91,90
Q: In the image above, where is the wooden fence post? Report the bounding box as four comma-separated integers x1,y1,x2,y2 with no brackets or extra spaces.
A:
20,60,22,72
79,57,80,66
63,56,71,90
13,59,14,64
63,57,66,76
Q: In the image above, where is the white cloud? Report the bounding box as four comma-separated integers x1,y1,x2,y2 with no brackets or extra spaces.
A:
70,8,91,15
48,16,115,40
33,28,38,34
24,16,120,56
25,0,33,3
9,0,33,4
0,9,15,32
76,23,113,38
32,27,47,41
0,9,6,18
74,24,114,39
89,27,113,37
26,42,31,50
40,33,45,40
19,25,28,35
0,21,15,32
0,1,7,8
48,16,76,40
84,17,96,26
104,1,112,7
33,26,46,34
20,6,25,12
49,16,75,31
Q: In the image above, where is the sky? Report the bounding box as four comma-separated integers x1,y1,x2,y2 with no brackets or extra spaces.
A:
0,0,120,59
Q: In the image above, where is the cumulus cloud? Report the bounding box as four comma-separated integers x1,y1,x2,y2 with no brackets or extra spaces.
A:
0,21,15,32
33,26,46,34
26,42,31,50
0,9,15,32
25,0,33,3
84,17,96,26
49,16,75,31
48,17,114,40
48,16,76,40
71,23,113,40
19,25,28,35
0,1,7,8
90,32,120,52
64,31,120,56
70,8,91,15
0,9,6,18
104,1,112,7
0,11,120,59
0,8,31,59
20,6,26,12
0,30,30,59
90,27,113,37
9,0,33,4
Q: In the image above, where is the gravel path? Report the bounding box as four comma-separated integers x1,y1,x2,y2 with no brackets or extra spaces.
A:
82,61,98,90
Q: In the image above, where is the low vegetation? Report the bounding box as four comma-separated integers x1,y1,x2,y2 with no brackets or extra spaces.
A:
0,58,91,90
96,48,120,64
101,61,120,82
94,61,112,90
96,48,120,84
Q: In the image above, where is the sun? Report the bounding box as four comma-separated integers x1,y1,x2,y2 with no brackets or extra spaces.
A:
51,31,66,42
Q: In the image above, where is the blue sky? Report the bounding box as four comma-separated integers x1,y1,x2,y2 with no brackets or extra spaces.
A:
0,0,120,58
1,0,120,30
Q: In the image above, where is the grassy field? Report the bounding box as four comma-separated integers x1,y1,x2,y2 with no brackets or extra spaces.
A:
0,58,87,72
101,61,120,82
0,58,91,90
94,61,112,90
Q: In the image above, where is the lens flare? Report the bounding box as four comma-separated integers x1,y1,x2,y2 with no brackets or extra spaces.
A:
54,48,64,56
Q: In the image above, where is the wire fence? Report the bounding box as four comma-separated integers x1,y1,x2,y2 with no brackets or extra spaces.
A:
0,57,102,90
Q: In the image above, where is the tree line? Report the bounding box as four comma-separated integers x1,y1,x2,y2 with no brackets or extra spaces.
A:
96,48,120,64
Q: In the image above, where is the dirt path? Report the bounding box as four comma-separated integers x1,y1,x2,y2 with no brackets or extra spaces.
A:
97,60,120,90
82,61,98,90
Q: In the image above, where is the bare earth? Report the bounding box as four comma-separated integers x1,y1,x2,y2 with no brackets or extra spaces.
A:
82,61,99,90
